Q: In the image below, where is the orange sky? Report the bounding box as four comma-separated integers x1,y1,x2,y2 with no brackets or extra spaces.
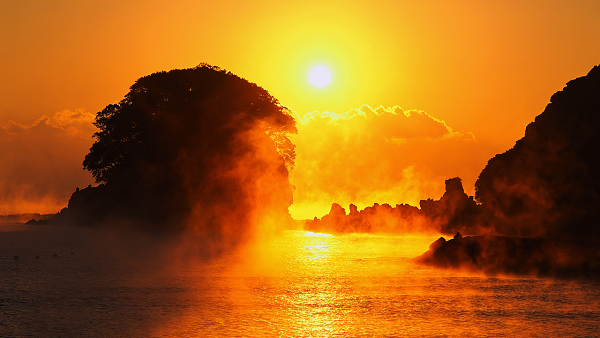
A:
1,0,599,217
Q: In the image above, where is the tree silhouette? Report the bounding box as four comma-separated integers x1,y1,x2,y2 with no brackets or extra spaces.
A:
84,64,296,183
68,64,296,244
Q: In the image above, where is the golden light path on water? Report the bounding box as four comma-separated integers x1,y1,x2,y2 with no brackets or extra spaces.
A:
2,226,600,337
152,230,600,337
154,230,440,337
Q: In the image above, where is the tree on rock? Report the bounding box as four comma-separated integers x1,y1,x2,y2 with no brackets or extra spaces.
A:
66,64,297,250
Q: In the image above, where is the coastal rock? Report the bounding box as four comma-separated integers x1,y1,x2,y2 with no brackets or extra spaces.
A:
475,65,600,240
414,235,600,280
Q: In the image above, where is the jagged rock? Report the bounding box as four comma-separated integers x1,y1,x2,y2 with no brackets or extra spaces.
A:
419,177,479,234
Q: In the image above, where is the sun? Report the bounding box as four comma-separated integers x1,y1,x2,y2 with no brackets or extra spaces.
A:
308,65,332,88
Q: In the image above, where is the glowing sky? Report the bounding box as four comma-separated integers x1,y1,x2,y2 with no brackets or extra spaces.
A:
1,0,600,216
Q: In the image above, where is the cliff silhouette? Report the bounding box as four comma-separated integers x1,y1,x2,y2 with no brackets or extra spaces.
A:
416,64,600,279
476,65,600,240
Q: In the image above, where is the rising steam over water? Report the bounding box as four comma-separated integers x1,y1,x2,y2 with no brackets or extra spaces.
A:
2,225,599,337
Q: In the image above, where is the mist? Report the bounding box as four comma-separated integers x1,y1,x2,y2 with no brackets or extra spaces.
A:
289,104,490,219
0,110,96,214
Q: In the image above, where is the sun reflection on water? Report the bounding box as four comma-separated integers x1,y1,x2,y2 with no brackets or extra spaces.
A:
151,231,600,337
303,231,333,237
297,231,337,267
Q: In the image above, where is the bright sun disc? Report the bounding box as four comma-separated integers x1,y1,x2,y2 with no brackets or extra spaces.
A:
308,65,331,88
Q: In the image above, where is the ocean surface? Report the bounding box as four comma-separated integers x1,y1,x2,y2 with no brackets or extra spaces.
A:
1,224,600,337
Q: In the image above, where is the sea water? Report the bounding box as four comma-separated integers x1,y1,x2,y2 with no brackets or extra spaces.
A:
1,225,599,337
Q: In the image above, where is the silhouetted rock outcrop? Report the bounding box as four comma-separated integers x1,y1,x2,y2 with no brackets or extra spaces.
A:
306,177,477,235
420,177,479,234
305,201,427,234
476,65,600,240
415,235,600,280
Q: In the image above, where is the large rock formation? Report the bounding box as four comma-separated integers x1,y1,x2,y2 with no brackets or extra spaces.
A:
475,65,600,240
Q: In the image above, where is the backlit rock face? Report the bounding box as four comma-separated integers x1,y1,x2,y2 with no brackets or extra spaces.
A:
475,65,600,240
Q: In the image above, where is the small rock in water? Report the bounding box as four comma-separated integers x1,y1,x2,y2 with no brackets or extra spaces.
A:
14,256,19,260
53,253,58,258
36,256,40,259
71,252,75,255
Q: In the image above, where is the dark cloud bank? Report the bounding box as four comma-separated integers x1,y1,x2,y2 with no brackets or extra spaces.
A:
309,65,600,279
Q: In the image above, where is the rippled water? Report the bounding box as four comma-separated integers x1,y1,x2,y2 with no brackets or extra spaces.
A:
1,225,600,337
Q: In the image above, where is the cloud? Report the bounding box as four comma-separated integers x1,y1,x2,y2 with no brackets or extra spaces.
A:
289,104,485,219
0,109,97,214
